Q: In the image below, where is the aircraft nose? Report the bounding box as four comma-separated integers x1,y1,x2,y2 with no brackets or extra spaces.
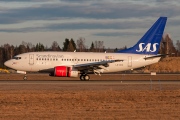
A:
4,60,11,68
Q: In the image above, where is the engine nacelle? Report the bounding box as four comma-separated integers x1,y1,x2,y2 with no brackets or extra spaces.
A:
53,66,78,77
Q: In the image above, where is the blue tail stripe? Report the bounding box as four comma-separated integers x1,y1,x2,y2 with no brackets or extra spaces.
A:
117,17,167,55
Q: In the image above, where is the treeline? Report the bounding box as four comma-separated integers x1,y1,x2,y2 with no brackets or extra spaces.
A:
0,36,180,68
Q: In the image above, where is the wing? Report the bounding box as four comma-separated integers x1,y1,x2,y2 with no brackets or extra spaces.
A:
73,59,123,71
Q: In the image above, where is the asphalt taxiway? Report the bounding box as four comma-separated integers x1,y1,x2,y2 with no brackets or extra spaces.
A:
0,80,179,85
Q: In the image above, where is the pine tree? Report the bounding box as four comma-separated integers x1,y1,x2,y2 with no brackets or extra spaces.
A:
39,43,44,51
90,42,95,52
63,38,69,51
35,43,44,51
70,38,76,50
67,39,75,52
114,48,118,52
35,43,39,51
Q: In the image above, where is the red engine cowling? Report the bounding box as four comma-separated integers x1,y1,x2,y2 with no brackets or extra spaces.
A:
54,66,78,77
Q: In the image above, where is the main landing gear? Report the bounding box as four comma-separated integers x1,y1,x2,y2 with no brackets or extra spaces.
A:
80,74,90,81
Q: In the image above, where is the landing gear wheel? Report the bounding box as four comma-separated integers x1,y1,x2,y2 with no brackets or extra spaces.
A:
23,75,27,80
80,75,85,81
84,75,90,81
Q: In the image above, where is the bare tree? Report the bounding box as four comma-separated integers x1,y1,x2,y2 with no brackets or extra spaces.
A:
27,42,35,52
0,47,4,67
21,41,27,47
51,41,61,51
162,34,176,56
176,40,180,56
176,40,180,51
21,41,34,52
9,45,14,59
77,37,86,52
94,41,104,52
3,44,13,60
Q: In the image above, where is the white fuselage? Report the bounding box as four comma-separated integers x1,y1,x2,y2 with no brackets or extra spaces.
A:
5,52,160,73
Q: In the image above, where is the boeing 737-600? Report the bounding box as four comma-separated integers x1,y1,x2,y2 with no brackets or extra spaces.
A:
4,17,167,80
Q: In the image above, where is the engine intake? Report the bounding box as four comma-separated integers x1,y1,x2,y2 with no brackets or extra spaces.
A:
53,66,78,77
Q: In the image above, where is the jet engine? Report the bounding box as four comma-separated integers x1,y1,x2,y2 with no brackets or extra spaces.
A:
50,66,78,77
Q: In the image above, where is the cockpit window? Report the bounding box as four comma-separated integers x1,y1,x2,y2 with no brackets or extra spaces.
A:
13,56,21,60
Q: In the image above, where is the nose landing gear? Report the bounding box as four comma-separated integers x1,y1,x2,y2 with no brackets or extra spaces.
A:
23,74,27,80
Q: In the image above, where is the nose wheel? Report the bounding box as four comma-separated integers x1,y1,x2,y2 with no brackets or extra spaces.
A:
23,75,27,80
80,74,90,81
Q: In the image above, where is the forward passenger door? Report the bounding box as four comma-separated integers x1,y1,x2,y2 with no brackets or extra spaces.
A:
29,54,34,65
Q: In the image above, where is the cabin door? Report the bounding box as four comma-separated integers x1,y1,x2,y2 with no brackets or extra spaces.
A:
29,54,34,65
128,56,132,67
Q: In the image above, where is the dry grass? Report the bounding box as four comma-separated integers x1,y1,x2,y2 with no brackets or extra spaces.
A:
144,57,180,73
0,83,180,119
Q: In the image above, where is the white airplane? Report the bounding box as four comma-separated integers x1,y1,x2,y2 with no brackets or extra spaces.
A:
4,17,167,80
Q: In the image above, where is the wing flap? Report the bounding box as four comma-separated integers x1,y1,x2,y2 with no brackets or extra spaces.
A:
74,59,123,71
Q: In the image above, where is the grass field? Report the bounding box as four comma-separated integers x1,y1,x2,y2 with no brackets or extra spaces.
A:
0,84,180,119
0,74,180,119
